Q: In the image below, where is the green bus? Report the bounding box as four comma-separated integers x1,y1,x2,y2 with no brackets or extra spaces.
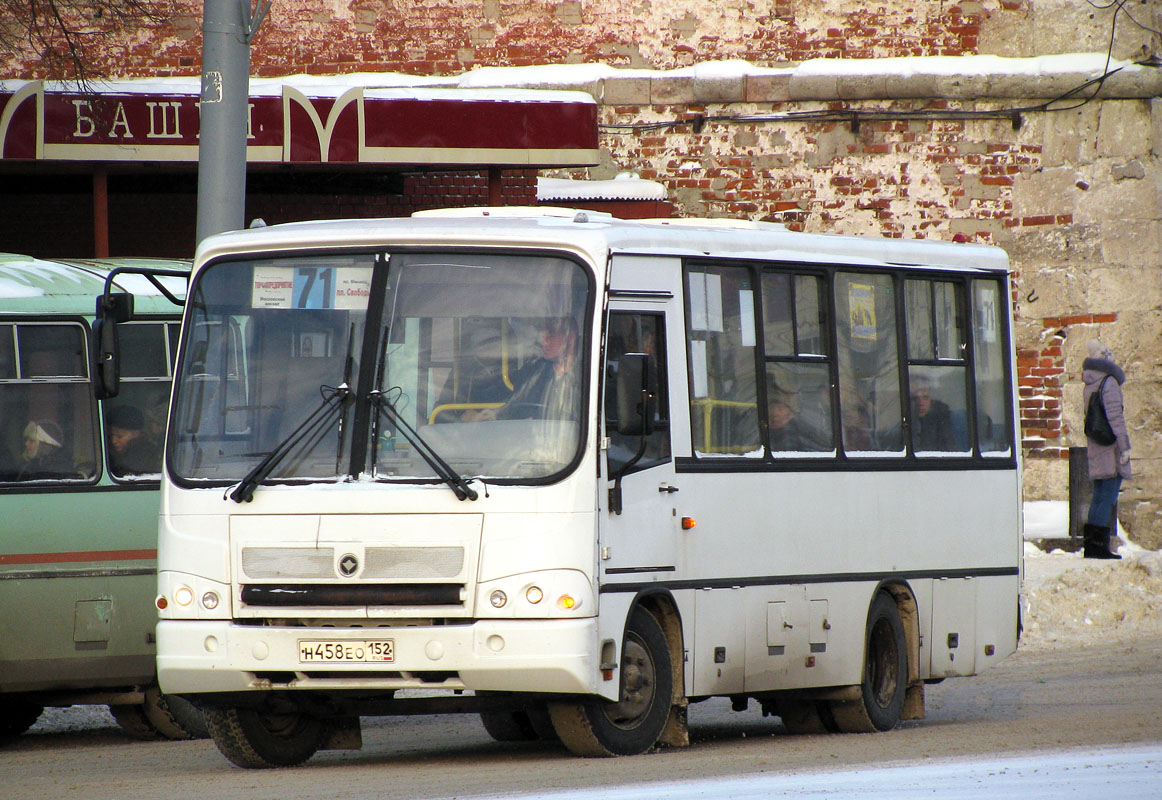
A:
0,254,200,741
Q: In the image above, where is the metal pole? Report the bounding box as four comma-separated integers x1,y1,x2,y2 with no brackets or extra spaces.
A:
196,0,252,244
1068,445,1091,542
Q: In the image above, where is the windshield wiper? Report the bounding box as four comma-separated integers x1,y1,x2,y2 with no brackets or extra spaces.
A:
370,389,478,501
228,383,351,503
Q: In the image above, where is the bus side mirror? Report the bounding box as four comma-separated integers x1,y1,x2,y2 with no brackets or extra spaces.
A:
92,293,133,399
615,352,657,436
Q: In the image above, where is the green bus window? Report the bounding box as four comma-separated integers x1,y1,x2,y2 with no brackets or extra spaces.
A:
105,323,172,479
0,324,97,483
0,325,14,380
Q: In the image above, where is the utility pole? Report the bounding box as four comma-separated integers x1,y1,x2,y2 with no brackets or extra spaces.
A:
196,0,269,245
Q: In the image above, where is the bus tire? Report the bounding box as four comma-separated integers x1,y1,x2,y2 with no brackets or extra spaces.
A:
1,698,43,740
831,592,908,733
480,704,559,743
109,703,163,740
203,706,325,768
479,710,538,741
548,606,672,757
778,699,838,735
142,688,209,740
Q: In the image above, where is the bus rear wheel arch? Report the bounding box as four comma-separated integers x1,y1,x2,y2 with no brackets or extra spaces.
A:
548,605,674,756
830,590,909,733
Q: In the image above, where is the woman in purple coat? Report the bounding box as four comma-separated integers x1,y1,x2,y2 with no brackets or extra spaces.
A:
1081,339,1132,559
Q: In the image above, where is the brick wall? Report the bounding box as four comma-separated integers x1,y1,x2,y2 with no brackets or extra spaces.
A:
3,0,1159,544
1,1,1007,80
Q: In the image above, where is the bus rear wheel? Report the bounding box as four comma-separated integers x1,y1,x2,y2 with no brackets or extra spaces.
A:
0,698,43,740
480,703,558,743
831,591,908,733
548,606,672,757
203,705,325,768
110,689,208,741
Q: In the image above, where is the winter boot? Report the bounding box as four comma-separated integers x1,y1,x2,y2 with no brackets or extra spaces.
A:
1082,523,1121,560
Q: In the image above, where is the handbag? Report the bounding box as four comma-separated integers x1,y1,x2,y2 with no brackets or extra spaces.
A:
1084,376,1117,446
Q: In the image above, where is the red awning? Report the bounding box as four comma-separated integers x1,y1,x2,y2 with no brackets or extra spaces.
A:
0,80,600,168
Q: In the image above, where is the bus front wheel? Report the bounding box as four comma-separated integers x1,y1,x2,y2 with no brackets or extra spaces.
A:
548,606,673,757
203,705,325,768
831,591,908,733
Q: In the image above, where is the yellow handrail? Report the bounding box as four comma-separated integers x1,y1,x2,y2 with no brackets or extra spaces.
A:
690,397,758,453
428,402,504,424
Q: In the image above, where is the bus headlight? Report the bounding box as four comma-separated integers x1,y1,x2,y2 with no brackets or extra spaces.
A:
157,571,230,619
477,570,592,618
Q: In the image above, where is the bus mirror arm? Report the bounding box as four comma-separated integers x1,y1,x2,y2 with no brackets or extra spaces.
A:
609,435,647,515
92,266,188,400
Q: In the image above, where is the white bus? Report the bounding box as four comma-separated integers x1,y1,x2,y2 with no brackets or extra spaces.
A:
144,209,1021,768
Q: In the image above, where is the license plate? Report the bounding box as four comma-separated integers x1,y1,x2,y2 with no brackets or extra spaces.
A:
298,639,394,663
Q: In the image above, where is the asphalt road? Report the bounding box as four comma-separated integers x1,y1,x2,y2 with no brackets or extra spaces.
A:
4,633,1161,800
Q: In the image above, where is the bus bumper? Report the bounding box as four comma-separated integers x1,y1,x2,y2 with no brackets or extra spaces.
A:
156,617,602,698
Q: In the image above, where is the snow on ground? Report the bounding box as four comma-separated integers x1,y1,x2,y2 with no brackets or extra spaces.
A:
1020,501,1162,649
463,745,1162,800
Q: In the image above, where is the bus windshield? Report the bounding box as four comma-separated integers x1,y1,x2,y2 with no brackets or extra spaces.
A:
169,251,591,486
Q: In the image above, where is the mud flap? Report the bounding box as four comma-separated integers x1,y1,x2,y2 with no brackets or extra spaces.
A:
657,701,689,747
901,683,926,720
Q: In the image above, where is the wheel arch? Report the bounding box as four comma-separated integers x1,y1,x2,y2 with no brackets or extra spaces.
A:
874,580,921,686
624,588,689,747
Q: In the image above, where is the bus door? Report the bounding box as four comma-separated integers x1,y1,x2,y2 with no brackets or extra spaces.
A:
599,256,689,581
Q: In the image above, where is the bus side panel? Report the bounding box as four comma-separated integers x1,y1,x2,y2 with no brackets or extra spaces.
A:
0,488,160,694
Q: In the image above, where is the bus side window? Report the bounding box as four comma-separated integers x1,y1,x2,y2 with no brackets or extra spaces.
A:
0,323,97,482
605,312,670,473
687,264,760,456
904,279,971,454
835,273,904,455
104,322,172,479
762,272,834,454
971,279,1012,456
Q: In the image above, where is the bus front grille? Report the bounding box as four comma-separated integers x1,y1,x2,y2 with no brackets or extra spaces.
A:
241,546,466,580
240,583,464,607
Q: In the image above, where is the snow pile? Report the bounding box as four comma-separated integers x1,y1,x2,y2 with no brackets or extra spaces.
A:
1020,500,1162,648
1022,550,1162,649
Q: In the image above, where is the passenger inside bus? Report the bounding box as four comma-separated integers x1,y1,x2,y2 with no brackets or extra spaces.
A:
910,375,957,451
464,318,579,422
106,404,161,476
767,387,830,452
15,419,70,480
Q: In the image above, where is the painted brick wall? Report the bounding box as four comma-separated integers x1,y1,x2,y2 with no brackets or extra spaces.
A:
0,1,1064,81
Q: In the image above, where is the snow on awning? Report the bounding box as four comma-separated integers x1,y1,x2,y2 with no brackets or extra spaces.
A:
0,79,600,168
538,174,668,202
